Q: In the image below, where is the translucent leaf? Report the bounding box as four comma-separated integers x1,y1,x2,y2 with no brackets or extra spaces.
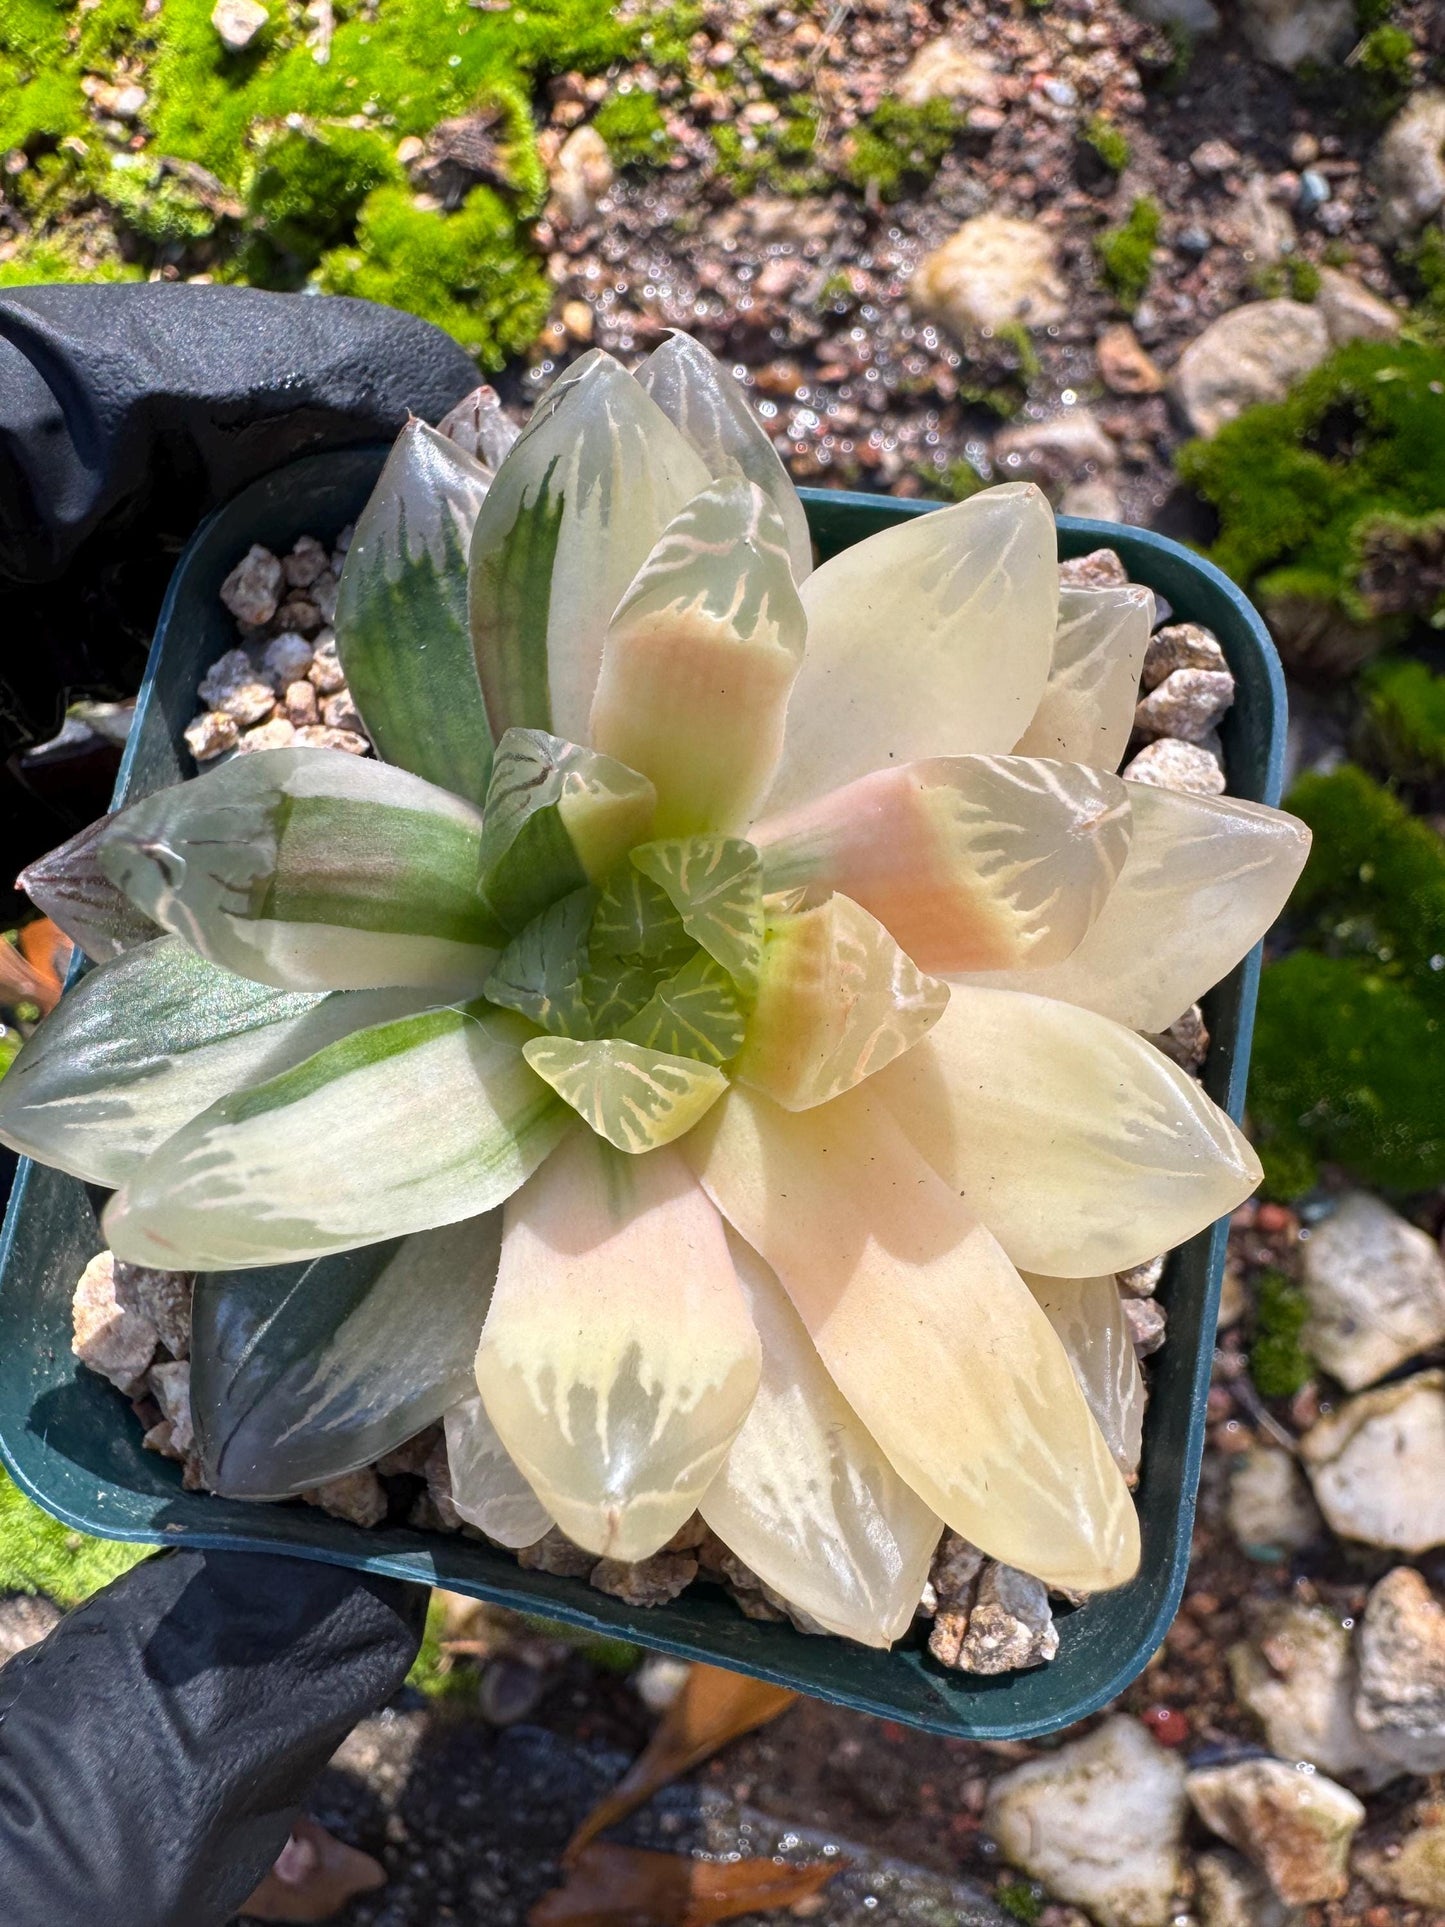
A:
478,727,656,934
484,887,598,1039
872,984,1262,1277
754,756,1132,974
701,1230,942,1647
589,864,690,963
685,1084,1139,1593
105,1003,568,1271
762,484,1058,816
953,784,1313,1031
630,837,763,989
334,418,495,804
19,813,161,962
1014,584,1155,771
469,350,711,744
97,747,504,996
192,1214,501,1499
474,1132,760,1560
590,480,805,835
523,1035,728,1151
0,937,422,1188
579,955,659,1034
636,331,813,582
445,1393,553,1547
1022,1273,1145,1479
618,951,746,1066
734,894,948,1111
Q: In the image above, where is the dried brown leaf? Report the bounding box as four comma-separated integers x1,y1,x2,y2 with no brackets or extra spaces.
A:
530,1841,839,1927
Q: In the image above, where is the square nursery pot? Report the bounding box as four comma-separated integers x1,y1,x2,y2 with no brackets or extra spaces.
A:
0,449,1287,1739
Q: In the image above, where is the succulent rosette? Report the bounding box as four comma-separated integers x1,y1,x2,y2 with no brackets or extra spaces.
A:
0,336,1310,1647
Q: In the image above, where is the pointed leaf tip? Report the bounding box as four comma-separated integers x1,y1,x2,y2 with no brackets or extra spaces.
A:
522,1034,728,1151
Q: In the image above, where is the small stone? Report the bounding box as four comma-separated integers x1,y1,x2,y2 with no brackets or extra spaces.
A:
1122,1296,1167,1356
212,0,267,51
320,691,365,735
419,1435,461,1531
293,725,369,755
198,646,261,707
1122,737,1226,796
590,1552,699,1607
560,299,594,343
1096,323,1164,397
478,1656,546,1727
1227,1444,1321,1561
1191,138,1241,177
517,1527,596,1579
142,1419,179,1460
311,574,339,624
911,214,1068,338
282,535,330,589
72,1250,157,1393
308,635,346,695
1117,1255,1165,1299
214,679,276,727
634,1654,691,1713
896,35,1003,109
1058,477,1122,521
261,631,315,688
1194,1849,1300,1927
1059,547,1128,590
218,543,283,626
1142,622,1228,690
114,1261,191,1359
1228,1600,1396,1789
1374,90,1445,240
1134,668,1235,743
1299,1191,1445,1392
1172,301,1331,439
284,680,319,727
925,1529,986,1664
0,1594,62,1666
1353,1566,1445,1776
994,411,1117,488
1146,1004,1210,1072
955,1563,1058,1674
1299,1369,1445,1552
1315,268,1402,347
1237,0,1354,68
373,1428,439,1478
1356,1805,1445,1908
234,716,296,753
146,1360,194,1456
1186,1757,1364,1905
184,710,239,762
274,595,323,636
985,1715,1188,1927
304,1468,387,1528
550,124,612,227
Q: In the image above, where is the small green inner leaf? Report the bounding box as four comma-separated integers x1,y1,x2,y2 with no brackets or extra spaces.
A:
630,836,764,990
470,456,565,739
620,949,747,1066
522,1034,728,1153
484,888,597,1039
580,954,663,1033
589,863,691,963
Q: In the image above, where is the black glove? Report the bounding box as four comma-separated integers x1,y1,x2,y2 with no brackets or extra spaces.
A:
0,1548,426,1925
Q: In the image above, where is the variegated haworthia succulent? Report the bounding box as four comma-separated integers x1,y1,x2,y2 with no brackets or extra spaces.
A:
0,336,1312,1648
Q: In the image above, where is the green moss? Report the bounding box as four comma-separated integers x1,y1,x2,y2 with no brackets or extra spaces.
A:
996,1882,1043,1924
0,233,141,287
1363,657,1445,778
242,124,403,283
100,153,219,246
0,1026,20,1077
1096,196,1161,310
1081,112,1130,174
406,1592,482,1703
711,98,825,198
916,459,989,502
1357,22,1415,91
1355,0,1395,27
0,1470,147,1606
844,98,964,201
592,89,672,168
1249,1271,1313,1396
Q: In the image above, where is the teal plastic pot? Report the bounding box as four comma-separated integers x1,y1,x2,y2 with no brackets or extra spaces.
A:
0,450,1287,1739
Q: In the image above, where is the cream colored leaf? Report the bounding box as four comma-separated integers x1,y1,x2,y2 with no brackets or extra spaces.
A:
762,484,1058,816
474,1133,761,1561
701,1229,942,1647
636,331,813,582
953,784,1313,1031
733,894,948,1111
444,1394,554,1547
684,1084,1139,1593
872,984,1261,1277
522,1035,728,1152
1014,584,1155,770
753,755,1132,973
1022,1274,1145,1479
590,480,806,835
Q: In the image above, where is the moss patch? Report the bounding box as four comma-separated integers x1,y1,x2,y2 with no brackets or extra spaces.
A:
0,1470,147,1607
1249,1271,1313,1398
1363,656,1445,780
843,98,965,202
1081,112,1130,174
1096,196,1160,310
592,89,672,168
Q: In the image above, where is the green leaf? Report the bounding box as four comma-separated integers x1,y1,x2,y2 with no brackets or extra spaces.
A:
478,727,655,933
98,747,504,995
579,954,661,1033
522,1034,728,1152
619,949,746,1066
104,1002,568,1271
18,813,161,962
483,887,598,1038
467,350,712,745
192,1214,502,1500
589,863,690,963
630,836,763,990
334,419,496,805
0,937,425,1187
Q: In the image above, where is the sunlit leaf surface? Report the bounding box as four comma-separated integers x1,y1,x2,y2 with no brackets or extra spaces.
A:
1014,584,1155,771
445,1392,553,1547
1023,1272,1145,1479
523,1035,728,1151
485,888,598,1039
617,952,746,1067
19,814,161,962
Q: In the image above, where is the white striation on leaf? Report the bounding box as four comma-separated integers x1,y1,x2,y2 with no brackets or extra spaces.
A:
522,1034,729,1152
1014,584,1156,771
